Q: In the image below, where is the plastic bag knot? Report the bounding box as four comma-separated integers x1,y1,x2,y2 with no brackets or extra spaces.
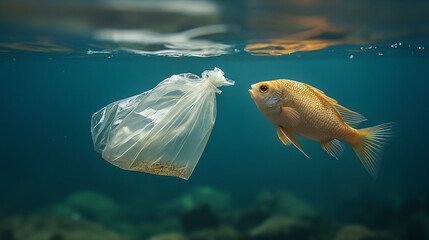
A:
202,67,234,93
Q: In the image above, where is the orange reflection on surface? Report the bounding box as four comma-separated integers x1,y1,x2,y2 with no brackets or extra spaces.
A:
245,39,342,56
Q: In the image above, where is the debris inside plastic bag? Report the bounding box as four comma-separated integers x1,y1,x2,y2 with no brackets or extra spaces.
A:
91,68,234,179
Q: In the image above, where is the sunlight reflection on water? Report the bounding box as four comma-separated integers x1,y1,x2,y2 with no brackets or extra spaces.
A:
0,0,428,56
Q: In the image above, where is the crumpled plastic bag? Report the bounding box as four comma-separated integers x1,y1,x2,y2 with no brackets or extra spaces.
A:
91,68,234,179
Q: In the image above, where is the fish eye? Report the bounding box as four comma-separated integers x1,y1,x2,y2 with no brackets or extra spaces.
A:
260,85,268,92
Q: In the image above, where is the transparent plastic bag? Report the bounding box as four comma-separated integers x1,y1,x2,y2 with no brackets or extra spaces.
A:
91,68,233,179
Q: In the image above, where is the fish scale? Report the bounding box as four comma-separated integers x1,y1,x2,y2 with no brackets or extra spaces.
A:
276,80,346,141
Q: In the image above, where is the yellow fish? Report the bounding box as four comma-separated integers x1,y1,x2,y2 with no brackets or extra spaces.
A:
249,79,392,178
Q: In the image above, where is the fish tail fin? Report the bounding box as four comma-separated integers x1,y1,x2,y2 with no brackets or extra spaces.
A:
352,123,393,178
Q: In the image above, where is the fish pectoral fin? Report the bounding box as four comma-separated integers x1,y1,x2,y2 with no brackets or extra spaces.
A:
320,139,344,160
280,107,300,126
278,126,310,159
277,126,292,145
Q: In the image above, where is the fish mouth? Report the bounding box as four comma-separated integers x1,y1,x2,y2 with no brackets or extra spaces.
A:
248,85,254,98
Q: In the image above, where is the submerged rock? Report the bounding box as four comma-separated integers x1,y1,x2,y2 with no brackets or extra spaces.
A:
296,215,340,240
160,187,230,217
181,205,219,232
0,229,16,240
395,197,429,239
0,215,129,240
249,216,310,240
189,225,239,240
236,208,271,231
48,191,119,224
254,190,316,218
136,217,183,239
335,225,374,240
335,224,394,240
402,211,429,240
148,232,188,240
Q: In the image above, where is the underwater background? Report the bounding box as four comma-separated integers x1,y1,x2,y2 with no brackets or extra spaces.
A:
1,0,429,239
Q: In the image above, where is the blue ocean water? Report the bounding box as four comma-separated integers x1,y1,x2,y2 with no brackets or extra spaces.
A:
1,1,429,239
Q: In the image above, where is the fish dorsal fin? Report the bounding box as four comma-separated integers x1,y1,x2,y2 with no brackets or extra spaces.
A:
305,84,366,126
277,126,310,159
320,139,344,159
305,85,338,104
332,104,367,126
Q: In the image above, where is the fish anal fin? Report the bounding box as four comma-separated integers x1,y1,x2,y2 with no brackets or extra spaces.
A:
280,107,300,127
320,139,344,160
278,126,310,159
305,84,366,126
277,126,292,145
